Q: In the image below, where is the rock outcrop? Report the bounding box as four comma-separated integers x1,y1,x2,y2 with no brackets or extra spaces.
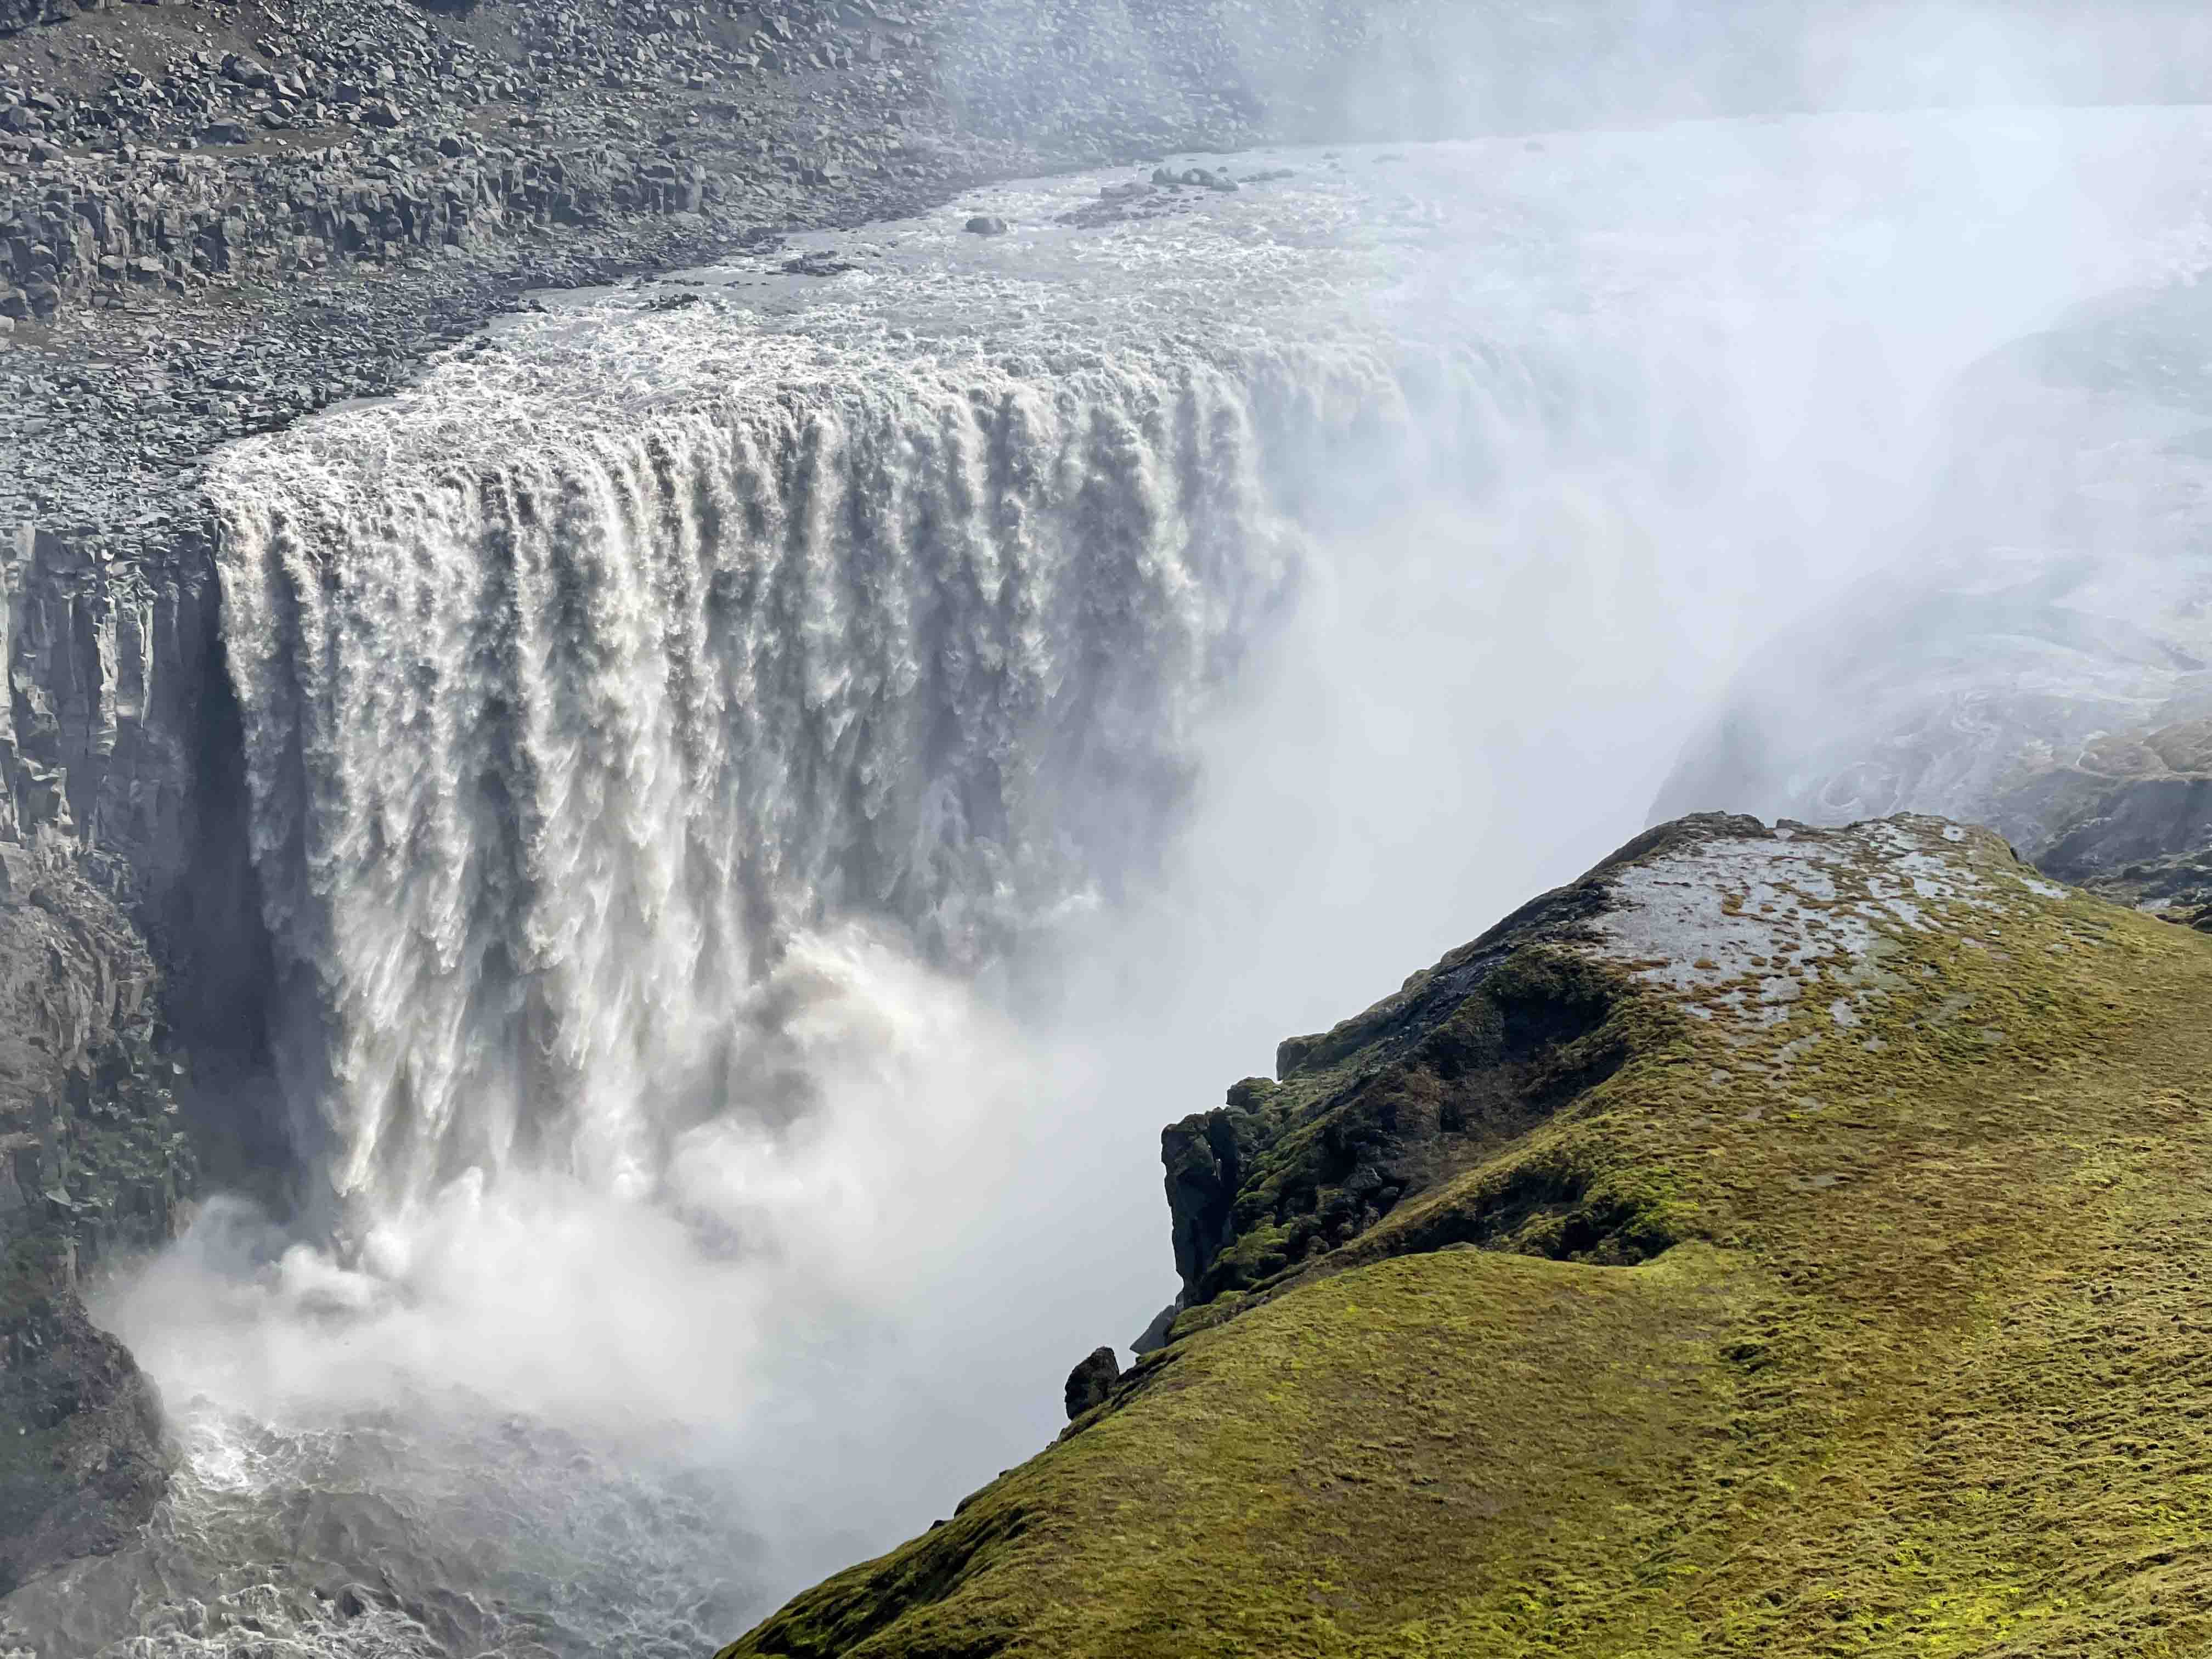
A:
0,522,216,891
1060,1347,1119,1423
726,811,2212,1657
0,1245,170,1596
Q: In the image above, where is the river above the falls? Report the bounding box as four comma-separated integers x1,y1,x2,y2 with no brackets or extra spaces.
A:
7,108,2212,1657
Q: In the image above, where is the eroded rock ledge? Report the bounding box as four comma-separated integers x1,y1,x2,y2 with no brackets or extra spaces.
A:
729,811,2212,1657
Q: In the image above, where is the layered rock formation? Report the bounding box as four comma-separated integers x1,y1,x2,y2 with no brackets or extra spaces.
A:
727,811,2212,1656
5,0,2212,1628
0,522,215,883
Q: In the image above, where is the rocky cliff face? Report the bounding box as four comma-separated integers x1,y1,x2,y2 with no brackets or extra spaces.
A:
0,517,278,1599
0,837,192,1592
0,523,212,887
728,811,2212,1657
0,1251,171,1598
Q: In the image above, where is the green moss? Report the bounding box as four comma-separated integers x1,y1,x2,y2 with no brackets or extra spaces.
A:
730,1245,1756,1659
729,822,2212,1657
1172,944,1647,1309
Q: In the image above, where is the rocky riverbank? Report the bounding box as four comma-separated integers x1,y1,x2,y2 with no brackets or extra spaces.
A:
3,0,1528,548
0,0,1549,1597
0,0,1537,983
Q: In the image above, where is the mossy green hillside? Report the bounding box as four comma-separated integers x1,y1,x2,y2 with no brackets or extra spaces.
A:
727,814,2212,1658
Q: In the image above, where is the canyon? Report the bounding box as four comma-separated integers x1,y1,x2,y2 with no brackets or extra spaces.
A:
3,2,2212,1655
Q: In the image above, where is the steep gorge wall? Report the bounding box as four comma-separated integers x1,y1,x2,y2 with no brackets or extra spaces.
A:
0,522,212,887
0,838,195,1593
0,515,270,1594
0,517,269,1027
0,512,271,1594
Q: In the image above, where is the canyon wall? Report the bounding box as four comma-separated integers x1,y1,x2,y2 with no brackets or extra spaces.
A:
0,837,193,1592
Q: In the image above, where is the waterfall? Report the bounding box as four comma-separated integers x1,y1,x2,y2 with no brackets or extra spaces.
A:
33,118,2209,1659
209,284,1528,1221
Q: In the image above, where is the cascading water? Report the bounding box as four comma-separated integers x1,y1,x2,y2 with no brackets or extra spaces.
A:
12,112,2212,1658
214,325,1429,1220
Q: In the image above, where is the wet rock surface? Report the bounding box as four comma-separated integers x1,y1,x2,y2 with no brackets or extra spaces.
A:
7,0,2212,1628
0,1257,172,1598
0,0,1573,1601
0,0,1537,919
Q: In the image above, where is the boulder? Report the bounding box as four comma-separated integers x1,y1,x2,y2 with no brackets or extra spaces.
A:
1062,1346,1119,1421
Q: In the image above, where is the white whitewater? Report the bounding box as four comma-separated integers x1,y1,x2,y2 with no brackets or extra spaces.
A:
217,327,1425,1216
9,111,2212,1657
205,143,1602,1222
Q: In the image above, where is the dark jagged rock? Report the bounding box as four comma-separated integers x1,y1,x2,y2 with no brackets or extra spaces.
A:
1061,1346,1119,1421
0,1243,170,1596
1129,1299,1179,1355
0,839,191,1590
1159,817,1713,1321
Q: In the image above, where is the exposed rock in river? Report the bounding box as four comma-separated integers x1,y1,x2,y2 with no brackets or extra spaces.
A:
727,811,2212,1655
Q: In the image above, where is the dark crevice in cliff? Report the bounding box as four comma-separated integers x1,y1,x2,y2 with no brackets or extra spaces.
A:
151,595,297,1220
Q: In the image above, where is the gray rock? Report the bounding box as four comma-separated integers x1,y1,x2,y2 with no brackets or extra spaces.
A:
963,213,1007,235
0,843,193,1591
1131,1299,1181,1355
0,1251,172,1596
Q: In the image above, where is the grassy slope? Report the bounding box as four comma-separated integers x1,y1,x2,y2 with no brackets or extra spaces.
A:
727,823,2212,1657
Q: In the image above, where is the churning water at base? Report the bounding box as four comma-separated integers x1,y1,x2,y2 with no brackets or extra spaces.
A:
3,1377,753,1658
11,110,2212,1656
